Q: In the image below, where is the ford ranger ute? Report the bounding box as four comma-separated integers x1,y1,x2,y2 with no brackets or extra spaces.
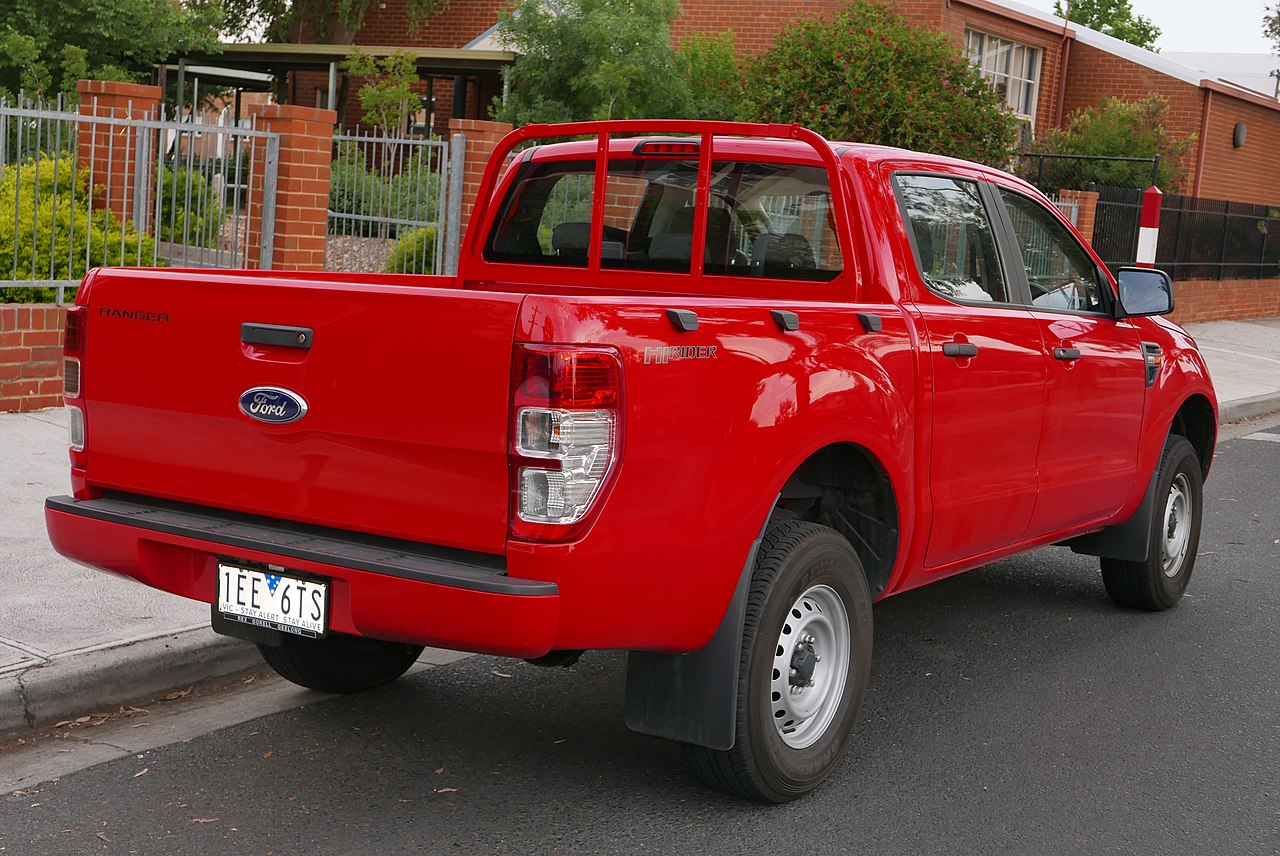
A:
45,120,1217,802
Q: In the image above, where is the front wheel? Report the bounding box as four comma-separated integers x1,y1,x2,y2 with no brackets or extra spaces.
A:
1101,435,1204,611
259,632,424,694
689,520,873,803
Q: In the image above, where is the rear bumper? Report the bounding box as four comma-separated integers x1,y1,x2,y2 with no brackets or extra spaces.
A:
45,494,560,658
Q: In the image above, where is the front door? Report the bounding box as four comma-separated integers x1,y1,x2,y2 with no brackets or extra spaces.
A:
994,187,1146,535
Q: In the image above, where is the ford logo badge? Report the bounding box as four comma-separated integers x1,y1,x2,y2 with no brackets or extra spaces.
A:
239,387,308,424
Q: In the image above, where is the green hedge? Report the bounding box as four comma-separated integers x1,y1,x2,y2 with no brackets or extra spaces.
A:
0,159,162,303
158,165,226,249
385,226,437,274
330,141,440,238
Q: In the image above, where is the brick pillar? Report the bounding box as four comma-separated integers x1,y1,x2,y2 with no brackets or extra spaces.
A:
0,305,66,413
1057,189,1100,244
76,80,161,224
246,104,336,271
448,119,514,240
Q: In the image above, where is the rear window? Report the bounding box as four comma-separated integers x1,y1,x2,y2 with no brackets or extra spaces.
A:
484,156,842,281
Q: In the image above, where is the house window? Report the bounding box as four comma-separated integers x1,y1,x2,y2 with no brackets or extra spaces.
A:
965,29,1042,122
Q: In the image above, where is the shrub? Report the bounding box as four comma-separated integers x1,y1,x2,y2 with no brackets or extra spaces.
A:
0,158,161,303
739,0,1019,166
157,165,226,249
385,226,437,274
1028,95,1193,192
329,141,440,238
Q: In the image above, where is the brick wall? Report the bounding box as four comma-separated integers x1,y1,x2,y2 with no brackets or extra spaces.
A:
0,306,66,413
75,80,161,223
246,104,337,272
1060,43,1204,193
1166,279,1280,326
1198,92,1280,205
448,118,514,240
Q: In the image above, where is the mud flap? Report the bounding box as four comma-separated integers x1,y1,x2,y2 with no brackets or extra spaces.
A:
1064,463,1159,562
623,528,763,751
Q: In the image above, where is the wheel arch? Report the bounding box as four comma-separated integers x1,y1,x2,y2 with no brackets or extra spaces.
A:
769,442,900,600
1170,393,1216,479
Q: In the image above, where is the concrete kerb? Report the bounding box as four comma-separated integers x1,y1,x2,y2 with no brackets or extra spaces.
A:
0,627,259,735
1219,392,1280,425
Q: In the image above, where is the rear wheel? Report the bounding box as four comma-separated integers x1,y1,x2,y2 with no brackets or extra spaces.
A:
259,632,424,694
689,520,873,803
1101,435,1203,611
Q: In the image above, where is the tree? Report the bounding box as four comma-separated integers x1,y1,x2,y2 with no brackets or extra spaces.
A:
222,0,449,44
491,0,738,125
738,1,1020,167
344,49,420,134
0,0,222,102
493,0,683,124
1266,3,1280,91
1053,0,1161,52
1030,95,1193,191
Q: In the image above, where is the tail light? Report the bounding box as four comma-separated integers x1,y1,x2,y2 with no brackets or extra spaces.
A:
64,306,87,456
510,344,623,541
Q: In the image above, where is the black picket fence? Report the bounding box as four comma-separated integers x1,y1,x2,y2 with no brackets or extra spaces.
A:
1091,186,1280,281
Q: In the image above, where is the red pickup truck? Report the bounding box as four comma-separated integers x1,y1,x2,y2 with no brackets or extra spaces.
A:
46,121,1216,802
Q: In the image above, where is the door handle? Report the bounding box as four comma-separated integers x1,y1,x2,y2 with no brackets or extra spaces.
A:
942,342,979,358
1053,347,1082,361
242,323,313,349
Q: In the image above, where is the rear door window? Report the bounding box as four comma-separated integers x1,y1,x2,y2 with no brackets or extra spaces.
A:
894,174,1010,304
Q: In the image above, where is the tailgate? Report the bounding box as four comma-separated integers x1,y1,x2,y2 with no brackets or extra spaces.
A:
80,269,522,554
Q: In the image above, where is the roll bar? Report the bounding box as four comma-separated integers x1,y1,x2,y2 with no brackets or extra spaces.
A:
463,120,856,283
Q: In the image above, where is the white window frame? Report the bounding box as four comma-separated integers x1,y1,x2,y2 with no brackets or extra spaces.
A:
965,29,1042,124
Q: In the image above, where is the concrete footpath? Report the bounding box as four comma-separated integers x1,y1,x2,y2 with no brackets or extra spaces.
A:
3,317,1280,736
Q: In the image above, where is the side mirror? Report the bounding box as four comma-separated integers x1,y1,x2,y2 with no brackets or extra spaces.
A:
1115,267,1174,317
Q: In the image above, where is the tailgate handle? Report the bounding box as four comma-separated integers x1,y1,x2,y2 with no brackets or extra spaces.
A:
241,323,313,349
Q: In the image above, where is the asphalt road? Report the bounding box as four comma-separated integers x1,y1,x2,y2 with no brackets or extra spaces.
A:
2,424,1279,856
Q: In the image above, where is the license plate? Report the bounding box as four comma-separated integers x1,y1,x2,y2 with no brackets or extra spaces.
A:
217,563,328,638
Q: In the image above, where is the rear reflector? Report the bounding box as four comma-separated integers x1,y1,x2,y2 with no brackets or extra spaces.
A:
64,307,85,355
69,405,85,451
63,358,81,398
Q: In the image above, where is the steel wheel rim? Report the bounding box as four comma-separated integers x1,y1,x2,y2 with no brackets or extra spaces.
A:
1161,472,1193,578
769,584,850,749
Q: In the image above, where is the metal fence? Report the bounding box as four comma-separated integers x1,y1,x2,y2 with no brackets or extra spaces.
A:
1013,152,1160,197
1090,186,1280,280
327,129,450,276
0,94,279,304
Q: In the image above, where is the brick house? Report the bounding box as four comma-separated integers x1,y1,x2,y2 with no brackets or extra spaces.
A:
283,0,1280,202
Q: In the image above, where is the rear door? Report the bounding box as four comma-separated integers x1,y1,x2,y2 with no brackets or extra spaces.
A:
893,173,1047,569
991,186,1146,535
82,270,523,554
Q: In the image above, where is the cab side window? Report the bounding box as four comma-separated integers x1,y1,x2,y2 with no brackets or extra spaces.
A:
999,188,1105,313
894,175,1009,304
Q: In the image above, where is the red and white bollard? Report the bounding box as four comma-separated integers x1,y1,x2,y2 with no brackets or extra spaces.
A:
1136,185,1162,268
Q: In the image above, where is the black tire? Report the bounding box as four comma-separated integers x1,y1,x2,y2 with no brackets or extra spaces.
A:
258,632,424,694
1101,435,1203,611
689,520,873,803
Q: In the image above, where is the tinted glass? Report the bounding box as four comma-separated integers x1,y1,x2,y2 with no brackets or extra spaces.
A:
484,156,842,281
704,162,842,281
895,175,1009,303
